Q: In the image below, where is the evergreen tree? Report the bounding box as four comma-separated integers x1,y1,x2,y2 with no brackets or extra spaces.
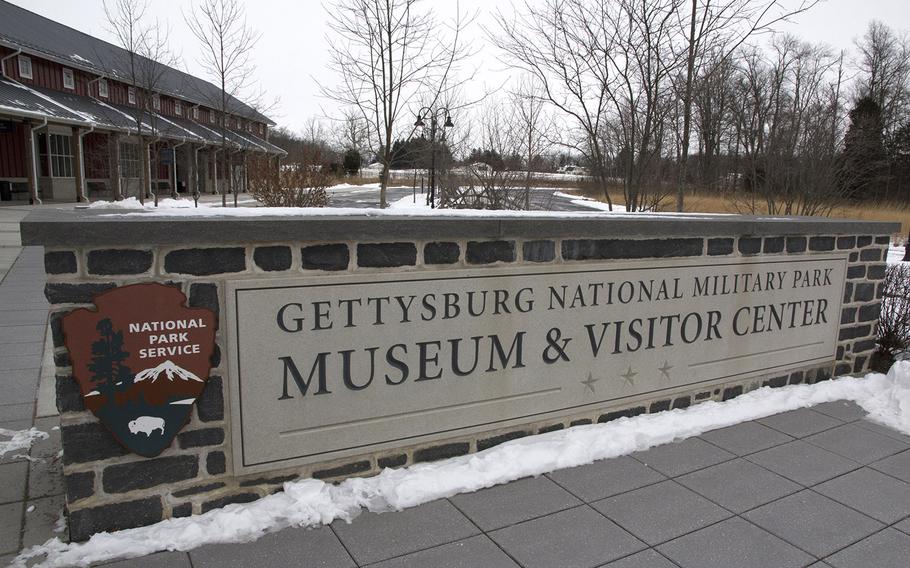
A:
839,96,889,200
88,319,132,394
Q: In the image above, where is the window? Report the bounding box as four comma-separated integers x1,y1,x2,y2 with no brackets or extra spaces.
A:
98,79,108,98
128,87,136,105
152,94,160,111
259,124,264,135
48,134,74,177
119,142,140,178
175,100,182,116
62,68,74,90
18,55,32,79
247,121,252,133
192,106,199,120
209,110,215,124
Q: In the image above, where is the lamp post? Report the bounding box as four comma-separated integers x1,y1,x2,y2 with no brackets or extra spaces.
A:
414,107,453,208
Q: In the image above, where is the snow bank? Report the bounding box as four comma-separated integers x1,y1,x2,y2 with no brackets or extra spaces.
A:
15,363,910,567
0,427,48,459
87,197,202,210
888,244,907,264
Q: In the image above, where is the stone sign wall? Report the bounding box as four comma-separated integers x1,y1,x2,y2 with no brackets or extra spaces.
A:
21,211,898,540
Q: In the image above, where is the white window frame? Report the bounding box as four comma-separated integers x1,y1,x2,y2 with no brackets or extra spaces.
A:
119,142,140,178
152,94,161,111
18,55,32,79
98,78,109,98
128,87,136,105
48,134,74,178
175,100,182,116
62,68,74,90
192,106,199,120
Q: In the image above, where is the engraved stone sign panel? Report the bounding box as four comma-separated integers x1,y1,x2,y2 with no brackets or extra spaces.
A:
227,255,846,473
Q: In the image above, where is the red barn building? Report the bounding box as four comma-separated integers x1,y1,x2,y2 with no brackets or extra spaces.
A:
0,1,285,203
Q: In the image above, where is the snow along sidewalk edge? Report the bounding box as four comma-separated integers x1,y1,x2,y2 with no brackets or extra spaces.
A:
15,361,910,568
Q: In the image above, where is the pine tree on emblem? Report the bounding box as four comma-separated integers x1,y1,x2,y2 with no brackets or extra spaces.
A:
88,318,132,395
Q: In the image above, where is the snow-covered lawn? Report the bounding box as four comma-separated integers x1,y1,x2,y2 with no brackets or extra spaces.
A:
14,362,910,568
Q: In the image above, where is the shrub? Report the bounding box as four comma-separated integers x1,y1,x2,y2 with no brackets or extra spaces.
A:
874,264,910,371
248,156,329,208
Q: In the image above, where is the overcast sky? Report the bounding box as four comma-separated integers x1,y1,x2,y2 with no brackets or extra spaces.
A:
8,0,909,133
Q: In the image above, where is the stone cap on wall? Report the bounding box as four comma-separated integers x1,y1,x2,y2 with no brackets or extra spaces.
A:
21,208,902,247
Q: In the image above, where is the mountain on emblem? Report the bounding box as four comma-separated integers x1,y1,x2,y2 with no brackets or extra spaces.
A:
135,360,203,383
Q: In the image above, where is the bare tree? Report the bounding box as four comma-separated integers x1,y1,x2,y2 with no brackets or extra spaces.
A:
673,0,820,211
324,0,472,208
103,0,177,204
510,76,552,209
854,21,910,138
187,0,261,207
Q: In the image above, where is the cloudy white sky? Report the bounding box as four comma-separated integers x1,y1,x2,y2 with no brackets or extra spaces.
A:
8,0,909,133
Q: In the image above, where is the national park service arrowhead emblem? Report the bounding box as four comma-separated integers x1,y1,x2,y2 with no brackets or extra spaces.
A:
62,283,217,457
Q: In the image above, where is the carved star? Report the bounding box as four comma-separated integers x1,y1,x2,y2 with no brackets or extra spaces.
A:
659,360,673,382
620,365,637,387
581,372,600,394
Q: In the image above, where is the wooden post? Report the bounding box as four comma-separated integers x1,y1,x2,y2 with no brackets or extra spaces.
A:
109,134,122,200
24,121,39,205
73,126,86,202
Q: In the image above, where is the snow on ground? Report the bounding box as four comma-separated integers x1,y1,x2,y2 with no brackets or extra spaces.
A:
0,427,48,459
553,191,627,212
15,362,910,568
888,244,907,264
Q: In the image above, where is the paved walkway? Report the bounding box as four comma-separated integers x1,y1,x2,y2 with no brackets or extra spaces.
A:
2,195,910,567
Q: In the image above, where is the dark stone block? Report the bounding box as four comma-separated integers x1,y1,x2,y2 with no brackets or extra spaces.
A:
103,455,199,493
809,236,835,251
563,238,703,261
206,451,226,475
177,427,224,449
172,482,226,498
62,421,129,464
695,391,712,401
570,419,593,426
847,265,866,279
172,503,192,518
210,344,221,368
312,460,371,479
789,371,804,385
45,282,117,304
466,241,516,264
523,240,555,262
858,303,882,322
738,237,762,255
672,397,691,410
763,237,785,254
54,350,71,367
837,346,845,360
841,307,856,325
538,423,565,434
854,339,877,353
875,236,890,244
424,242,460,265
597,407,646,423
45,250,77,274
857,236,873,247
849,252,859,262
301,244,349,271
853,356,868,373
69,497,162,542
854,283,875,302
877,282,885,299
786,237,807,253
843,282,853,304
197,376,224,422
64,471,94,502
414,442,470,463
49,310,68,348
837,236,857,250
165,248,245,275
839,325,871,341
56,374,84,413
87,249,153,275
378,454,408,469
722,385,744,401
815,367,832,382
477,431,528,451
860,248,882,262
253,246,292,271
202,493,259,513
867,264,887,280
835,363,853,376
763,376,789,388
239,475,297,488
189,283,219,329
707,238,734,256
357,242,417,267
649,400,671,413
